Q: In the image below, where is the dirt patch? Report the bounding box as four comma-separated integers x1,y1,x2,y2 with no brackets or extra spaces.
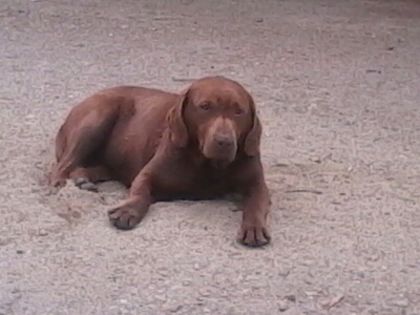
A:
1,0,420,314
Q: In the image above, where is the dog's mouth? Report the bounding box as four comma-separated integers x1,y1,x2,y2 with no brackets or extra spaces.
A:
210,158,232,169
202,144,237,164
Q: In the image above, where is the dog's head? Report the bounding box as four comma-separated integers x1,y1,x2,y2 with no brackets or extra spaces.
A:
168,76,261,163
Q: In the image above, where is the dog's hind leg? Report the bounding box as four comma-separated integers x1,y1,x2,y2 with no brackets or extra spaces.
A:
68,166,112,192
50,96,120,187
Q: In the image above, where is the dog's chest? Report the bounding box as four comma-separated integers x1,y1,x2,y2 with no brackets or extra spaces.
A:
189,164,234,197
155,162,233,200
195,165,226,184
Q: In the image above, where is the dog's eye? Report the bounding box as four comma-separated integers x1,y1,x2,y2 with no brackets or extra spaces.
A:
199,102,211,111
234,108,244,116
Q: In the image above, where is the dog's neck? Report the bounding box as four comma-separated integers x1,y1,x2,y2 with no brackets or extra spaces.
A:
209,159,231,170
184,145,233,171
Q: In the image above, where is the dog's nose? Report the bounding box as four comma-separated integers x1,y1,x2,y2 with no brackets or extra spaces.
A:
215,134,234,148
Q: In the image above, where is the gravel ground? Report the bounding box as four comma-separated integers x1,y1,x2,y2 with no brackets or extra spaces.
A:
1,0,420,314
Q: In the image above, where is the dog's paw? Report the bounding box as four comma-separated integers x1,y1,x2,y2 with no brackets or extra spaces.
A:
237,224,271,248
49,175,67,188
73,177,98,192
108,205,142,230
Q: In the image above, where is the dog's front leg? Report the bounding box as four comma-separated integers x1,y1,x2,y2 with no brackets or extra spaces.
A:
236,161,271,247
108,174,153,230
238,180,271,247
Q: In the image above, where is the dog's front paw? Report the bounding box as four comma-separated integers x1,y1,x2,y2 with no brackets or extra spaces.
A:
108,205,143,230
49,172,67,188
237,223,271,248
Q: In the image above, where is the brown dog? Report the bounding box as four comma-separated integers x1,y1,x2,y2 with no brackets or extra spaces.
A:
50,76,271,247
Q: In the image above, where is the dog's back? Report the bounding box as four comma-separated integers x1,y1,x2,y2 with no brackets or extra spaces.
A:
53,85,181,186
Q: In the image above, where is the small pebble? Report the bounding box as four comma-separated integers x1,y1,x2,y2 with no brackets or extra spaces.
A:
198,288,211,297
38,229,48,236
278,299,289,312
282,306,304,315
366,69,382,74
285,294,296,302
169,305,183,313
319,293,345,309
390,297,409,308
71,211,82,219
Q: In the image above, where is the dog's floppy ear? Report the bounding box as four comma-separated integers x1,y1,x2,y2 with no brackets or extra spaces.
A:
167,89,189,147
244,95,262,156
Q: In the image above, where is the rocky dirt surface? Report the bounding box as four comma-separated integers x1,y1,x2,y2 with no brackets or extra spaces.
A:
1,0,420,314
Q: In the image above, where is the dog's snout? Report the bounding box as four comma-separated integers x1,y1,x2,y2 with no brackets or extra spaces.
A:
215,134,234,148
202,117,238,162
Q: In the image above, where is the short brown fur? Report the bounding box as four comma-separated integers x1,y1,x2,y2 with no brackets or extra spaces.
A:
50,76,271,247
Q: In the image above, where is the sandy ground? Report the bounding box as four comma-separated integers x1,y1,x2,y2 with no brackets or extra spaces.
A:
1,0,420,314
